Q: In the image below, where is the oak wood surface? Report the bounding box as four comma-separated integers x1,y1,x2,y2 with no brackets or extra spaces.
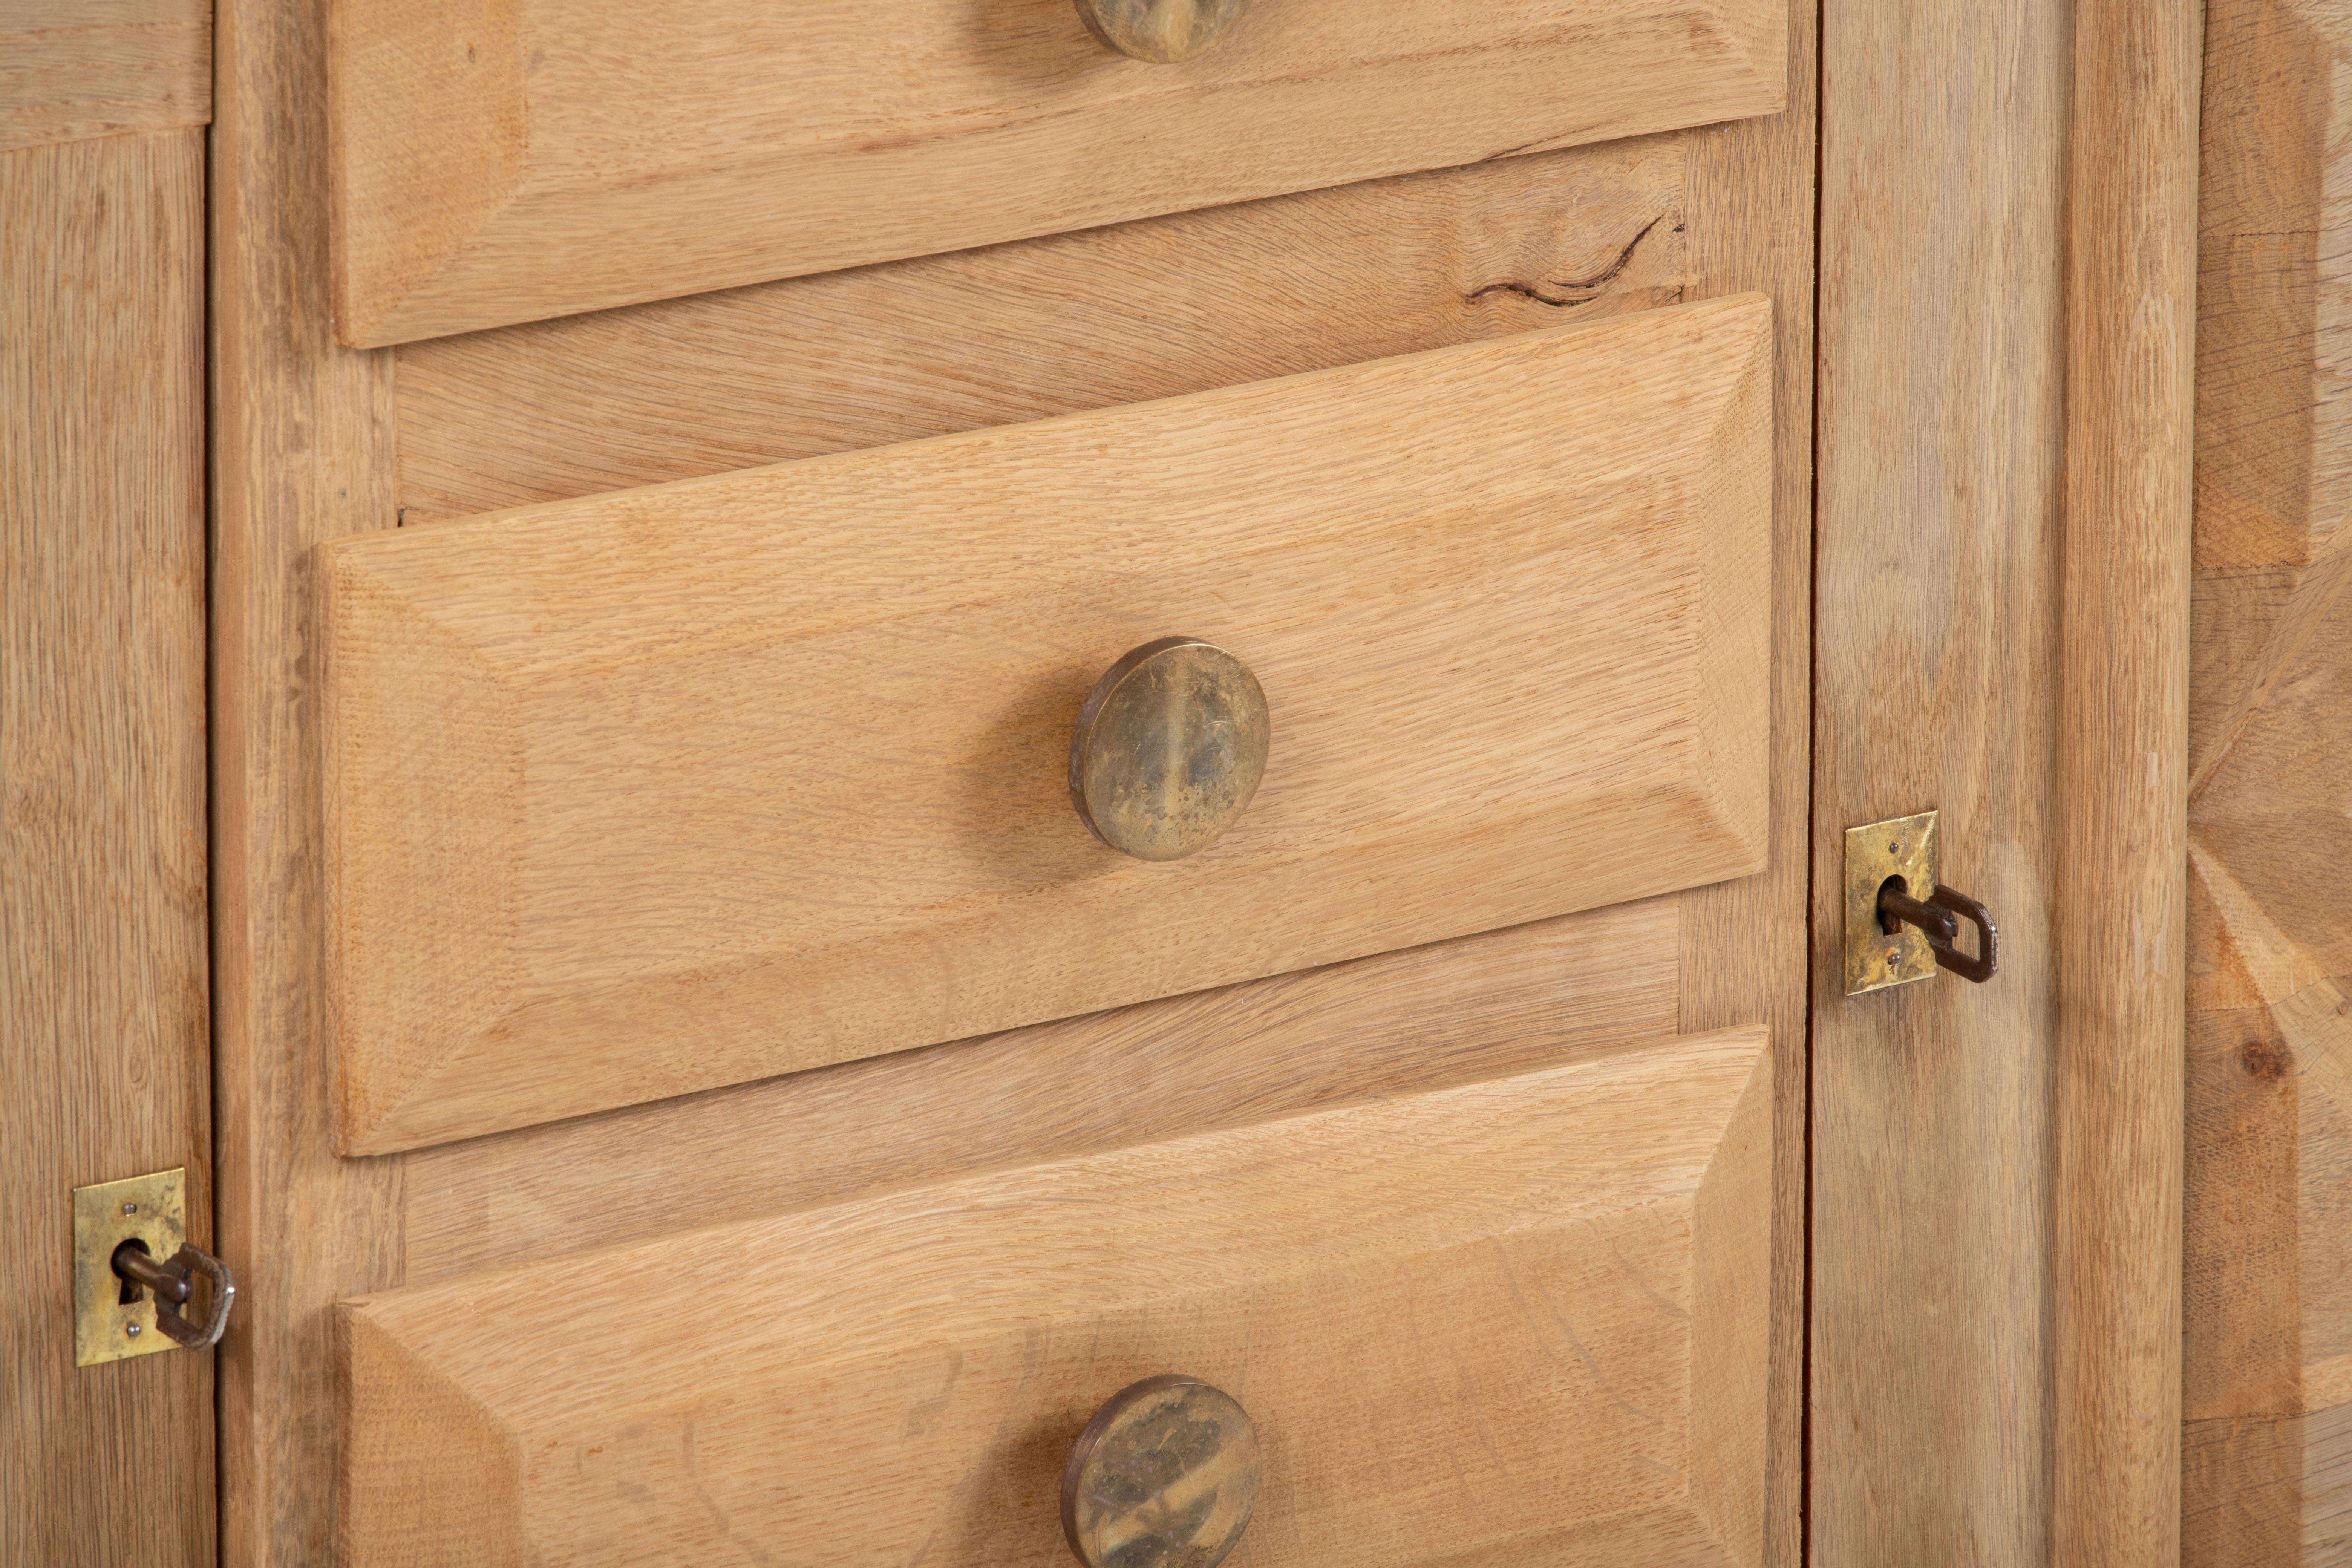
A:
0,129,213,1568
328,0,1784,345
342,1027,1774,1567
2185,0,2352,1559
2052,0,2197,1559
1671,11,1815,1563
217,2,1814,1549
211,0,406,1559
384,101,1818,1555
1811,0,2071,1559
400,896,1679,1284
391,136,1695,527
0,0,211,151
323,298,1776,1153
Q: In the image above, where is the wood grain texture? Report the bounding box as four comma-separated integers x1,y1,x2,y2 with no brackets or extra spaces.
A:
323,297,1776,1153
0,0,211,150
211,0,405,1559
385,32,1815,1551
1670,9,1813,1565
342,1029,1775,1567
2186,1403,2352,1564
391,136,1695,527
2053,0,2198,1559
220,6,1810,1547
399,897,1679,1284
327,0,1784,346
1811,0,2070,1559
0,129,212,1568
2186,2,2352,1557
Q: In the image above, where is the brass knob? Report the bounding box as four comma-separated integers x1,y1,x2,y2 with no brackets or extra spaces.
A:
1073,0,1251,63
1061,1375,1261,1568
1069,637,1269,862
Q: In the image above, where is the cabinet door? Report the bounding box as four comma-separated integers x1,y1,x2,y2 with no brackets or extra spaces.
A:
213,4,1818,1562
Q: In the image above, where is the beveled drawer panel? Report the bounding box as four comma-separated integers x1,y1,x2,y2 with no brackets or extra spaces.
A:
339,1026,1773,1566
320,295,1773,1152
326,0,1785,346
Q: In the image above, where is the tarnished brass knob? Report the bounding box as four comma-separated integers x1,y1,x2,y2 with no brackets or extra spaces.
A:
1069,637,1269,862
1061,1375,1261,1568
1073,0,1251,63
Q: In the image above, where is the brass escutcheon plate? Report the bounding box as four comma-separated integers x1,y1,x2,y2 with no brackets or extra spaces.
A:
1062,1375,1261,1568
1073,0,1251,62
1070,637,1270,862
1845,811,1942,995
73,1167,187,1366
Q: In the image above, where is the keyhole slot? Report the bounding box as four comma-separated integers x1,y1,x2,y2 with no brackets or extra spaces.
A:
114,1237,151,1305
1876,875,1912,936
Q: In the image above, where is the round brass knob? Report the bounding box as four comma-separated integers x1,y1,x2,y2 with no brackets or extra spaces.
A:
1073,0,1251,63
1061,1375,1261,1568
1069,637,1269,862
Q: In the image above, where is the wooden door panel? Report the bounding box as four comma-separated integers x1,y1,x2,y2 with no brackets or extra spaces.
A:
2,126,214,1568
320,296,1774,1153
340,1026,1773,1567
2186,0,2352,1556
326,0,1783,346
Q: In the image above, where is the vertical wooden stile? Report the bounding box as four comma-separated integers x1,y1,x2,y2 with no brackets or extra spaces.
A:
2053,0,2199,1562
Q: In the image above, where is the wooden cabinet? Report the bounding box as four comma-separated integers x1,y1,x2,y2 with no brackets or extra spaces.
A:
178,0,2197,1561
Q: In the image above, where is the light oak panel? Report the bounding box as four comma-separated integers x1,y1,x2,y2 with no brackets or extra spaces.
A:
392,136,1694,526
401,897,1678,1283
0,0,211,150
211,0,407,1557
343,1027,1774,1568
2186,0,2352,1560
0,130,213,1566
1811,0,2070,1558
2051,0,2197,1558
1672,19,1813,1566
326,0,1784,345
323,297,1775,1152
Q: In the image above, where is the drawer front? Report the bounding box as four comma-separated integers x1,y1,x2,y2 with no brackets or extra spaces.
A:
320,296,1774,1153
323,296,1771,1150
340,1026,1773,1566
327,0,1785,345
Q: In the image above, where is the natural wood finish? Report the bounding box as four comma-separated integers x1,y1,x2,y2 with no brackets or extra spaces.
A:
2184,1404,2352,1564
386,38,1819,1551
1672,13,1815,1564
211,0,406,1559
323,298,1776,1153
384,104,1818,1555
0,129,212,1568
217,0,1813,1545
392,136,1695,527
327,0,1784,346
400,897,1678,1284
1815,0,2197,1557
341,1028,1775,1566
0,0,211,150
2185,1,2352,1558
2053,0,2197,1560
1810,0,2070,1559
